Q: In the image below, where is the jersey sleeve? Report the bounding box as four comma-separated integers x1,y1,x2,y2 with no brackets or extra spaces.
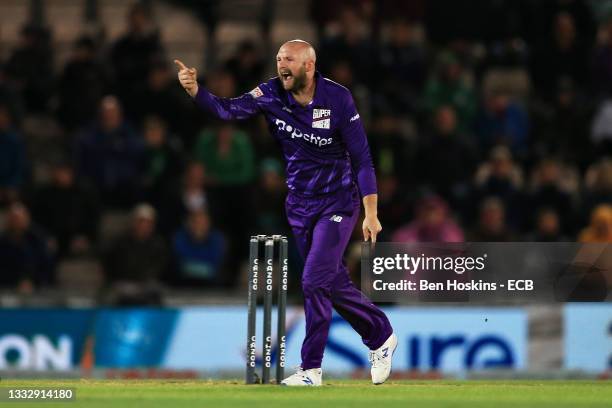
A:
339,91,377,197
193,83,270,120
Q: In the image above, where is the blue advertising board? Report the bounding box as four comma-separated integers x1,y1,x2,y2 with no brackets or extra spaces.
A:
0,309,94,370
564,303,612,372
163,306,527,372
0,306,527,373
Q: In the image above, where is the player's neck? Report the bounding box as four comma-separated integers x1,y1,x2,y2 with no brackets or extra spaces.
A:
291,77,316,107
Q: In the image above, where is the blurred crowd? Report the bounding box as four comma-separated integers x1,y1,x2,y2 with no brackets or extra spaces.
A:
2,0,612,302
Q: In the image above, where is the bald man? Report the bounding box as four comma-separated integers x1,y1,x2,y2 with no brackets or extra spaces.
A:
176,40,395,386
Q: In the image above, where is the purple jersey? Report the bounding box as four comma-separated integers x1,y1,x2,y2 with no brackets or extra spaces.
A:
194,72,377,197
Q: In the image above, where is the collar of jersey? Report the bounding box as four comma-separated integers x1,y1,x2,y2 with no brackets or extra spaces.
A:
285,71,324,108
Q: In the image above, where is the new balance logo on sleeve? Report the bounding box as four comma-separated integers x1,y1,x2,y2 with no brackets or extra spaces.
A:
330,215,343,223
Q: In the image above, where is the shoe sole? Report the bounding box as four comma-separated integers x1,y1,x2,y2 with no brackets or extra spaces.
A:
373,334,398,385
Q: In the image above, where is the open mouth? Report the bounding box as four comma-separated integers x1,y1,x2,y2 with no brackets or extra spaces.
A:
280,71,293,81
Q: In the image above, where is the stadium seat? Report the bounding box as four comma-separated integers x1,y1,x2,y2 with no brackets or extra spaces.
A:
46,0,82,42
56,258,104,293
218,0,267,22
482,68,531,102
378,21,427,45
152,1,206,71
273,0,310,21
214,22,263,61
0,0,29,58
98,0,132,41
270,21,317,48
99,211,131,241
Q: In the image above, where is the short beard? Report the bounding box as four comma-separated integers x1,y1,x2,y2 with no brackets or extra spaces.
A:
288,66,307,92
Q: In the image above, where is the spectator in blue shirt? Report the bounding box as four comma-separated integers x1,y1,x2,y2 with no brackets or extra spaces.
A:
0,203,53,292
75,95,144,208
171,209,225,287
476,90,529,156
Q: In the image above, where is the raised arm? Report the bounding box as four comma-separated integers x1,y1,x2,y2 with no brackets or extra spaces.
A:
175,59,260,120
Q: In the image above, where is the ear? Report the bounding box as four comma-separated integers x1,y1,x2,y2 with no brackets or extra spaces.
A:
306,59,315,72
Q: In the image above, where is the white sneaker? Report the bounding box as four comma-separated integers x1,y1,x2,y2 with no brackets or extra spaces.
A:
280,367,322,386
369,333,397,384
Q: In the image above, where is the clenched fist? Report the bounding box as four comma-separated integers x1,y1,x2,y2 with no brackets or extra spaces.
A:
174,59,199,98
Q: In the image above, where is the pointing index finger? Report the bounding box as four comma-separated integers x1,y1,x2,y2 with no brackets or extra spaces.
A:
174,59,187,71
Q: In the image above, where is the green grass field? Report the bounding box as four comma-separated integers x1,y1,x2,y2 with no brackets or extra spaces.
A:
1,380,611,408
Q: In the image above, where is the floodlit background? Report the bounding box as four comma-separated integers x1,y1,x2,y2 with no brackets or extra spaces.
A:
0,0,609,379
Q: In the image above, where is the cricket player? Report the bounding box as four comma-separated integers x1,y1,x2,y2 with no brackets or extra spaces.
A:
175,39,396,386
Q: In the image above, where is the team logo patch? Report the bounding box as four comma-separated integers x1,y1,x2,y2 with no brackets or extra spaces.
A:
249,86,263,98
312,119,330,129
312,108,331,129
